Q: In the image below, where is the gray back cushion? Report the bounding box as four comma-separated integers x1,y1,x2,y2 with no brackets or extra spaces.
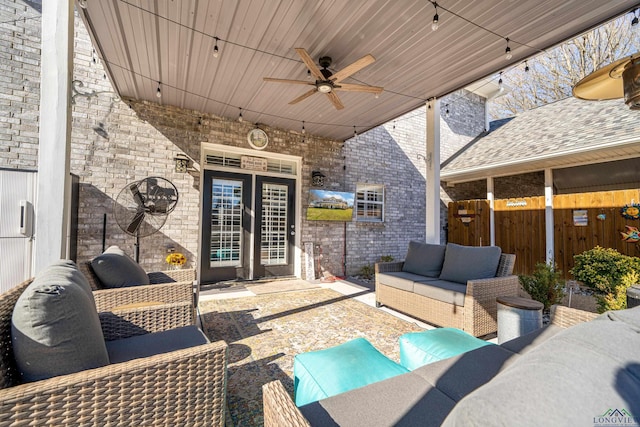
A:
39,259,97,310
443,309,640,426
402,241,446,277
439,243,502,284
90,245,150,288
11,265,109,383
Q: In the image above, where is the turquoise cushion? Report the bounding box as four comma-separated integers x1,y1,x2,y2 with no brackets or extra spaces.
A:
399,328,494,370
294,337,409,406
402,241,446,277
439,243,502,284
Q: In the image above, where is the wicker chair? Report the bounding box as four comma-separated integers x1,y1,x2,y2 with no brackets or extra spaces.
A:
0,279,228,426
262,305,599,427
81,261,197,321
375,254,518,337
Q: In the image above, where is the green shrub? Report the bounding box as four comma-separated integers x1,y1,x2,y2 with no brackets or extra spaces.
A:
359,264,374,280
379,255,394,263
518,262,565,311
571,246,640,313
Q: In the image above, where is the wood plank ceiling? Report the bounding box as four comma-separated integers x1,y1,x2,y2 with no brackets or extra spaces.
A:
78,0,640,141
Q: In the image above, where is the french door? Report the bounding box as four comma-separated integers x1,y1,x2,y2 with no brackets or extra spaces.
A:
200,170,296,284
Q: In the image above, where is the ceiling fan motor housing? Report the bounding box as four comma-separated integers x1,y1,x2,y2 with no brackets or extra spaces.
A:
623,58,640,110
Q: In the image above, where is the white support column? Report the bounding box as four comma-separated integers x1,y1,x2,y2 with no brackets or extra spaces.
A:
487,177,495,246
545,169,554,265
34,0,74,273
426,99,441,244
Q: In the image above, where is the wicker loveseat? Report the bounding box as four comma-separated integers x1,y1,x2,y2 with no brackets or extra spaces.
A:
0,264,227,426
375,242,518,337
263,305,607,426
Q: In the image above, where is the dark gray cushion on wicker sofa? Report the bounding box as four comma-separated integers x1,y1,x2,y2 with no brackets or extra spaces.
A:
439,243,502,284
106,325,209,364
443,308,640,426
413,280,467,306
11,262,110,383
402,241,447,277
91,245,150,288
299,368,457,427
377,271,438,292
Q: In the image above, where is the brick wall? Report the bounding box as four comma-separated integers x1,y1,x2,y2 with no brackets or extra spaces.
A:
0,0,492,280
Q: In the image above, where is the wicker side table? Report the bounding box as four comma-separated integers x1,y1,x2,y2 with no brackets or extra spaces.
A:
496,296,544,344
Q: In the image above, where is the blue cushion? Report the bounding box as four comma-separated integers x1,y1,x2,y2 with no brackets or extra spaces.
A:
439,243,502,284
400,328,494,370
294,337,409,406
91,245,150,288
402,241,446,277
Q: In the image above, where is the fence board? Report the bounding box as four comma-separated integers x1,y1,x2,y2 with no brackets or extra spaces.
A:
452,189,640,279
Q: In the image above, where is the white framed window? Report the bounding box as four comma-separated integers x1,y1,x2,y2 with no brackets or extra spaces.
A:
356,184,384,222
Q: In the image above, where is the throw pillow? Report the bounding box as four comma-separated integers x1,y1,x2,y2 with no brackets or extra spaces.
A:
439,243,502,284
38,259,97,310
11,270,109,383
402,241,447,277
90,245,150,288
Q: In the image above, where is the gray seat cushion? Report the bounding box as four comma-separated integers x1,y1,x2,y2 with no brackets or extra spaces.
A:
300,369,456,427
443,310,640,426
90,245,150,288
413,280,467,306
377,271,438,292
439,243,502,284
11,264,109,383
402,241,446,277
499,324,563,355
106,325,209,364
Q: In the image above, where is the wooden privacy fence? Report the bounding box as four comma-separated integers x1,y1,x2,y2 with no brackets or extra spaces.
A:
448,189,640,279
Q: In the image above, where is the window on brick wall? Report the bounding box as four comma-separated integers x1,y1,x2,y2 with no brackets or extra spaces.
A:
356,184,384,222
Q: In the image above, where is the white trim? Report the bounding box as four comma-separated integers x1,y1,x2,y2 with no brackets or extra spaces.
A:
544,169,554,265
441,137,640,184
487,177,495,246
426,99,441,244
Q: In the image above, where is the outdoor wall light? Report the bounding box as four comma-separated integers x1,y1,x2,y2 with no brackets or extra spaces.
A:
312,171,326,187
174,155,189,173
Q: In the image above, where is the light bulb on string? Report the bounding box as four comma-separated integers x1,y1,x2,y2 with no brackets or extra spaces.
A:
632,9,639,27
498,72,504,92
445,104,450,117
504,38,512,60
301,121,306,134
307,70,311,80
524,60,530,73
238,108,243,122
431,2,439,31
353,126,357,138
156,82,162,98
213,37,219,58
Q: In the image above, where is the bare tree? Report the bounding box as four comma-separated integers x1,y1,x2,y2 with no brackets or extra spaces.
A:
490,15,640,120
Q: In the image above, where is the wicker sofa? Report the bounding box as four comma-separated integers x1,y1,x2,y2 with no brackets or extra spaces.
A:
263,305,615,426
0,262,227,426
376,242,519,337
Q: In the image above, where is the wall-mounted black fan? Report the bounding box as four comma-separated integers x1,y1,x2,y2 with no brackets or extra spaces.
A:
113,177,179,261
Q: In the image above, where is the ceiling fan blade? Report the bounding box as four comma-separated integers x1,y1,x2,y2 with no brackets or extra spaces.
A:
127,210,145,234
295,48,324,80
263,77,314,85
331,54,376,83
335,83,384,94
326,92,344,110
289,88,318,105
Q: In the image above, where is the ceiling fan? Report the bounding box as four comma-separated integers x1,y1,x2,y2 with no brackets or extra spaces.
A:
572,52,640,109
263,48,384,110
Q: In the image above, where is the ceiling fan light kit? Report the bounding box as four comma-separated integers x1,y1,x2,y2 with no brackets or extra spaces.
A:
573,53,640,110
263,47,383,110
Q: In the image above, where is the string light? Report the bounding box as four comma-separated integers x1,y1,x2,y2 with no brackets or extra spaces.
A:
504,38,512,60
393,120,396,130
524,60,530,72
213,37,219,58
632,9,639,26
307,69,311,80
431,2,439,31
498,72,504,92
444,104,450,117
353,126,357,137
156,81,162,98
238,107,243,122
301,121,306,134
